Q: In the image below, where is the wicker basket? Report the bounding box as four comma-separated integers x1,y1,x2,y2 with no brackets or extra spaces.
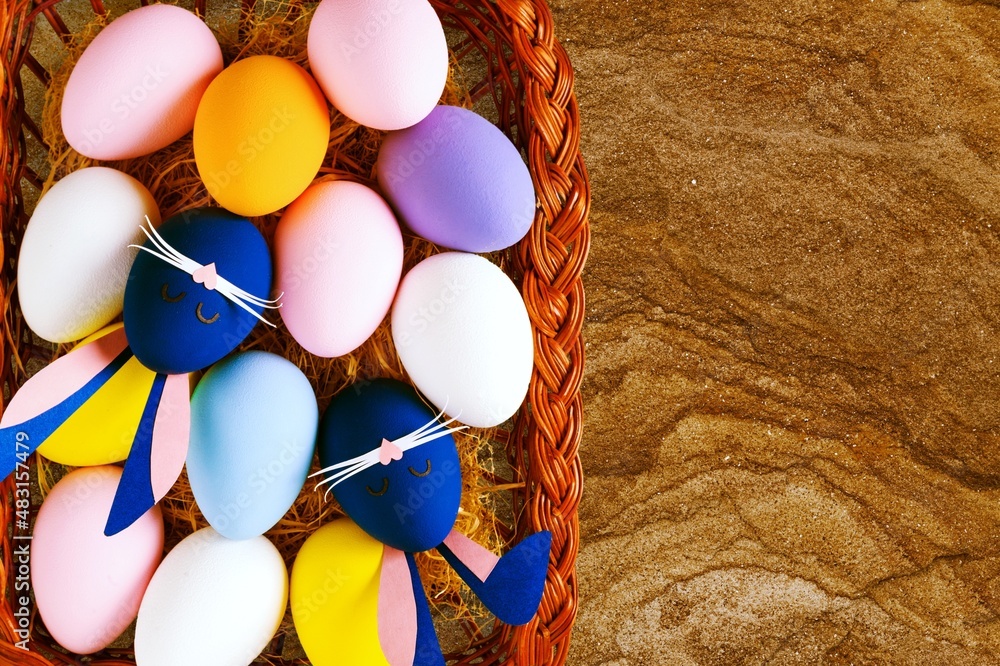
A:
0,0,588,663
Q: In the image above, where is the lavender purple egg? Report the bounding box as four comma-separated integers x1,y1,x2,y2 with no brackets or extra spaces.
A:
376,105,536,253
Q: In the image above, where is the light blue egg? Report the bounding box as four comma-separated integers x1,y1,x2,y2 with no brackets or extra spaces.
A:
188,351,318,539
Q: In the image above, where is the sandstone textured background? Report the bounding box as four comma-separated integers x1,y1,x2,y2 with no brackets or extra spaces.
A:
556,0,1000,663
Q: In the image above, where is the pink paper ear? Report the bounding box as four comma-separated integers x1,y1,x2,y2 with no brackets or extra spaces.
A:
0,327,129,428
149,372,191,502
378,546,418,666
443,529,499,583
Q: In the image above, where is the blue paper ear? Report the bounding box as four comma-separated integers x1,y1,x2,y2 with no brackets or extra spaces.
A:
123,208,273,375
318,379,462,553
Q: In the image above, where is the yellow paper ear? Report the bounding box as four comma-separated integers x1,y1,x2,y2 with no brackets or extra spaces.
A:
37,324,158,466
291,519,390,666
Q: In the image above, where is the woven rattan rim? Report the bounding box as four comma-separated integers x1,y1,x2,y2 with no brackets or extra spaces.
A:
0,0,588,663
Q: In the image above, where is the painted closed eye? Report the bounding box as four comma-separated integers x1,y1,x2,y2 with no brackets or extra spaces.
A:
195,302,220,325
367,478,389,496
408,460,432,477
161,283,186,303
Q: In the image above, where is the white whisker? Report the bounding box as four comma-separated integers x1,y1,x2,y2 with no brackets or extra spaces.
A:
308,451,377,477
132,217,282,327
145,217,189,265
223,291,278,327
397,410,451,445
395,416,465,451
314,463,367,488
312,399,466,501
313,460,370,493
404,425,468,450
314,458,371,482
227,284,284,307
129,245,186,272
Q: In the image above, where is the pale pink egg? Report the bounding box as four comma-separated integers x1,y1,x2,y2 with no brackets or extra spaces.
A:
276,180,404,358
307,0,447,130
31,466,164,654
61,4,222,160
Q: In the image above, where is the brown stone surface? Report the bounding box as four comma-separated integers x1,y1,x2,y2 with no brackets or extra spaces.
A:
553,0,1000,663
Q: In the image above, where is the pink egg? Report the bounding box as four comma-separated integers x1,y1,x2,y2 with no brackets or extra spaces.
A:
307,0,447,130
276,180,404,357
31,466,164,654
61,4,223,160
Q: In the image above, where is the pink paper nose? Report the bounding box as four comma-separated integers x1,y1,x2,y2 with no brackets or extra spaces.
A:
192,263,218,290
378,438,403,465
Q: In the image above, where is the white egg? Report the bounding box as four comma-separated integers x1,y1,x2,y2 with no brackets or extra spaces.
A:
135,527,287,666
391,252,533,427
17,167,160,343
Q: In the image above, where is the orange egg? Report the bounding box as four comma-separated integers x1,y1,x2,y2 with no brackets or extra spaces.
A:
194,56,330,216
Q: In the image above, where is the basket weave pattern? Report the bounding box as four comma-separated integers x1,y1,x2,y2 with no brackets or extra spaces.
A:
0,0,588,663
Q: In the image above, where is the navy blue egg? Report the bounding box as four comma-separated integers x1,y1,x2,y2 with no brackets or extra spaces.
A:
318,379,462,553
123,207,272,375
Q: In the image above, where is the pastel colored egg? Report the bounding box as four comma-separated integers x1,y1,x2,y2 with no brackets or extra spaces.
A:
36,324,161,467
377,105,535,252
291,520,388,666
135,527,287,666
61,4,222,160
194,56,330,217
32,466,164,654
18,167,160,343
276,180,403,357
188,351,318,539
307,0,447,130
391,253,533,427
123,207,273,375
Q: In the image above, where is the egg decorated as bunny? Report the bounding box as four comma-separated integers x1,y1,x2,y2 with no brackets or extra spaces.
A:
317,378,461,553
124,207,275,375
1,206,281,539
302,378,551,665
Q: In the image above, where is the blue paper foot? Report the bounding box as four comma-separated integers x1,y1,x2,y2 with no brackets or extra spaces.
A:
439,531,552,626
